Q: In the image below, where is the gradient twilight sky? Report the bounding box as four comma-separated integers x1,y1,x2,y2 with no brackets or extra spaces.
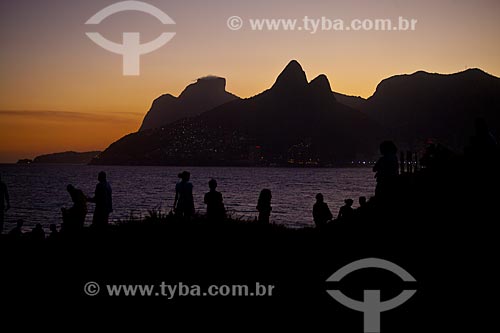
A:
1,0,500,162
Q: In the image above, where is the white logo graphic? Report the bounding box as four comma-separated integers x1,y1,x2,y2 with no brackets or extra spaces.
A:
85,1,176,76
326,258,417,333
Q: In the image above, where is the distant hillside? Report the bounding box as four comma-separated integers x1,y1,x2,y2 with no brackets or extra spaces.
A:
139,76,239,131
92,61,383,166
92,62,500,166
363,69,500,149
332,92,367,111
33,151,101,164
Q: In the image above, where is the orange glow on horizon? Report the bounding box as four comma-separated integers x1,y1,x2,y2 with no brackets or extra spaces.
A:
1,0,500,162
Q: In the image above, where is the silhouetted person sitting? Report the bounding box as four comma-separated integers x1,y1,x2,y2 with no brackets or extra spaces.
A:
337,199,354,222
61,184,87,233
313,193,333,228
48,224,59,241
204,179,226,222
257,189,272,224
88,171,113,228
373,141,399,199
30,223,45,242
0,174,10,234
9,220,24,240
174,171,195,219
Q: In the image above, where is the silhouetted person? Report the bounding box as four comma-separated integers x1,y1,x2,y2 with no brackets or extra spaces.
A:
204,179,225,222
9,220,23,240
313,193,333,228
174,171,194,219
373,141,399,199
0,174,10,234
356,196,368,219
337,199,354,221
48,224,59,241
61,184,87,233
257,189,272,224
88,171,113,228
31,223,45,241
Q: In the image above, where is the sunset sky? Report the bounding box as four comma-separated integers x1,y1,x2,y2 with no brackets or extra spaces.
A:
1,0,500,162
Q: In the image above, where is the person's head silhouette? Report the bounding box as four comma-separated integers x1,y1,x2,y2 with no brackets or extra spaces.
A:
359,196,367,206
380,141,397,156
345,199,354,207
178,171,190,182
49,224,57,233
67,184,75,193
208,178,217,190
16,220,23,228
316,193,324,203
98,171,107,183
259,189,272,202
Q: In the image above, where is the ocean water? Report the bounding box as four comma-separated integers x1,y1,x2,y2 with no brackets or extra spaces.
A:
0,165,375,232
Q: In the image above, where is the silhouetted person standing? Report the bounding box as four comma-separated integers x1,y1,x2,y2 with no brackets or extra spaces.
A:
61,184,87,233
174,171,194,219
257,189,272,224
0,174,10,234
337,199,354,221
88,171,113,228
356,196,368,218
373,141,399,199
204,179,225,222
313,193,333,228
31,223,45,242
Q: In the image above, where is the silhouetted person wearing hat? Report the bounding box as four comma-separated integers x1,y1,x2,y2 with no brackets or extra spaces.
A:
337,199,354,222
61,184,87,233
257,189,272,224
313,193,333,228
0,174,10,234
373,141,399,199
174,171,194,219
88,171,113,228
204,179,226,222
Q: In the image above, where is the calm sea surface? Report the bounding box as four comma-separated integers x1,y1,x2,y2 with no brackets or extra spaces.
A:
0,165,375,232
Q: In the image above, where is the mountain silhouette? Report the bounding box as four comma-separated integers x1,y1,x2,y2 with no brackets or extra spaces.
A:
92,61,382,166
346,69,500,150
32,151,101,164
91,62,500,166
198,61,381,162
139,76,239,131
